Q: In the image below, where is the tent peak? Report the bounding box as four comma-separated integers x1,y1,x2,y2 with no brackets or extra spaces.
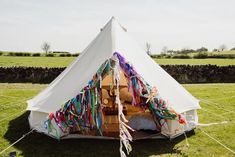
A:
112,17,127,32
100,17,127,32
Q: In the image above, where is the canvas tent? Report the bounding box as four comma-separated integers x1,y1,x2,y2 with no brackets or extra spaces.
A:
27,17,201,156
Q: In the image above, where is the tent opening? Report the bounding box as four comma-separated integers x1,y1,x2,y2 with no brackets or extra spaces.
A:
101,70,160,139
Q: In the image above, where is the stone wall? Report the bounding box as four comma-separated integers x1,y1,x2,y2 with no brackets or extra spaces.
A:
0,65,235,84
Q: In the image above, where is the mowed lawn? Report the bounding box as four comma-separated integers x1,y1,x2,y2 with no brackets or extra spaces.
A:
155,58,235,66
0,56,74,67
0,83,235,157
0,56,235,67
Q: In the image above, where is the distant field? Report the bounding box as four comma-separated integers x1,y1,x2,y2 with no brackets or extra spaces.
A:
0,56,235,67
0,56,74,67
186,50,235,56
0,83,234,156
155,58,235,66
207,50,235,55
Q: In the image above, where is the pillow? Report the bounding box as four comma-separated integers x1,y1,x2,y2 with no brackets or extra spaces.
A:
128,113,156,131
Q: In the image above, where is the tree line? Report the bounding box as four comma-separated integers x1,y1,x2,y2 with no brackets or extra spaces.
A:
145,42,235,55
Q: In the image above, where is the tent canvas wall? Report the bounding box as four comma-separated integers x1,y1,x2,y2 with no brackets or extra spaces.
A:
27,17,201,155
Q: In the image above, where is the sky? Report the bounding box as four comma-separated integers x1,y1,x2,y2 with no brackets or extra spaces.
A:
0,0,235,54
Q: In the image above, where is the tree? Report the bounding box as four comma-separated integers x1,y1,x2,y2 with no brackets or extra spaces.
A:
230,47,235,51
41,42,51,55
218,44,227,52
180,48,195,54
161,46,168,55
167,50,175,55
146,42,151,55
212,48,218,52
196,47,208,52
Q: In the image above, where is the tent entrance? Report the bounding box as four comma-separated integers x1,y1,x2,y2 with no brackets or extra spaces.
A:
100,68,160,139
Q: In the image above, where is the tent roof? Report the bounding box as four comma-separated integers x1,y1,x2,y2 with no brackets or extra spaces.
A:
27,17,200,114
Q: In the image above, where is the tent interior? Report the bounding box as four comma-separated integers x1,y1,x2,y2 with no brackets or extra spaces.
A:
100,70,160,139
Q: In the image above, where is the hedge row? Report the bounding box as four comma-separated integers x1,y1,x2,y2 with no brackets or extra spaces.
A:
0,65,235,83
151,53,235,59
0,52,79,57
161,65,235,83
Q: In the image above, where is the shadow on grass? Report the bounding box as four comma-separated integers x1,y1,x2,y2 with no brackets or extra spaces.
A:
4,112,195,157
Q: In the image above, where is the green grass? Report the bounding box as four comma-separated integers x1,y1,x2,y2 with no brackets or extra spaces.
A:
185,50,235,56
0,56,75,67
0,56,235,67
155,58,235,66
0,83,235,157
210,50,235,55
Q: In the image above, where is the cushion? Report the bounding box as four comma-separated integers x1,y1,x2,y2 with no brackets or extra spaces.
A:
128,113,156,131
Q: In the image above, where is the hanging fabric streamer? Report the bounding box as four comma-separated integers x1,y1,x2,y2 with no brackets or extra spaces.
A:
112,54,133,157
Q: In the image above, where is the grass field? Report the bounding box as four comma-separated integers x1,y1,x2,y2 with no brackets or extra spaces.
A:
155,58,235,66
0,83,234,157
0,56,235,67
0,56,74,67
207,50,235,55
185,50,235,57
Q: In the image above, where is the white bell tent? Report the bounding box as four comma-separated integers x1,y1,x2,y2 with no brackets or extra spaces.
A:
27,17,200,155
